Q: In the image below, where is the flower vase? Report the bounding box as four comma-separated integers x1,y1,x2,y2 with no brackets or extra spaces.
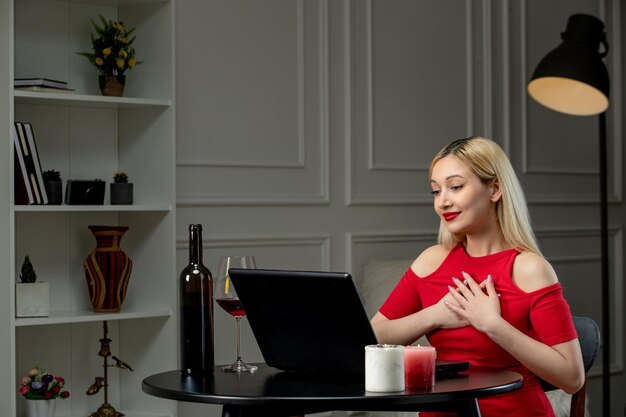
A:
83,225,133,312
98,75,125,97
25,399,56,417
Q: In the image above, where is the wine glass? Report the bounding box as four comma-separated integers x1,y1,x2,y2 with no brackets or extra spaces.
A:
215,255,258,372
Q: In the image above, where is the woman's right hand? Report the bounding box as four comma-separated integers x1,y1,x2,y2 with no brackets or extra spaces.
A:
371,291,469,346
431,291,470,329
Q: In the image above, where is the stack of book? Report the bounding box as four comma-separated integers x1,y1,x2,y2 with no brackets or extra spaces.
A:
14,78,75,93
13,122,48,205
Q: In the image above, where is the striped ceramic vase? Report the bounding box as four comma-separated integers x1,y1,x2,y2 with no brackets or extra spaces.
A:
83,225,133,312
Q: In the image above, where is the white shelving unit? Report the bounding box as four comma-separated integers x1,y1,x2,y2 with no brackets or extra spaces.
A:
2,0,177,415
13,91,171,107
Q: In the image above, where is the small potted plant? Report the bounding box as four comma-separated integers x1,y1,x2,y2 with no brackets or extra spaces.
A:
15,256,49,317
20,364,70,417
77,15,142,96
110,171,133,205
42,169,63,205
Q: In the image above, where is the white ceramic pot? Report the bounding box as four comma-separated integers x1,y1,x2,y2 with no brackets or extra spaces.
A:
15,282,49,317
25,399,56,417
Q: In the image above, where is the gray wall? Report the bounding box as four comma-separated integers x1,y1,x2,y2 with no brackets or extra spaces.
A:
175,1,625,416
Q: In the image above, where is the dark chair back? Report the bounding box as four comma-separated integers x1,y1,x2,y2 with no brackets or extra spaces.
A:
541,316,600,417
541,316,600,392
573,316,600,374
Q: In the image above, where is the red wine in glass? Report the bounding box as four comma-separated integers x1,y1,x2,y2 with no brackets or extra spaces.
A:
215,255,258,372
216,298,245,317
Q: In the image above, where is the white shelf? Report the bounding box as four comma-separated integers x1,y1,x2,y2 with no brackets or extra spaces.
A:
13,204,173,212
14,90,171,108
15,309,172,327
57,411,172,417
49,0,171,7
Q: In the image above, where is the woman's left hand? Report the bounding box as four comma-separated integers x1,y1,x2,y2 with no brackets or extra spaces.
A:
444,271,502,333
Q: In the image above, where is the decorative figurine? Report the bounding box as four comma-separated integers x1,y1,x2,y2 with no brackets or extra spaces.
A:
87,321,133,417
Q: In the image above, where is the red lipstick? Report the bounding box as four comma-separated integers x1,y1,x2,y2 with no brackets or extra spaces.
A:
443,212,461,222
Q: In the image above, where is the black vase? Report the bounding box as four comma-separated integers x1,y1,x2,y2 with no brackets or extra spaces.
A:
44,180,63,205
110,183,133,205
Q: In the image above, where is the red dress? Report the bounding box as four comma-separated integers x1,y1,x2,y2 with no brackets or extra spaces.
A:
379,244,577,417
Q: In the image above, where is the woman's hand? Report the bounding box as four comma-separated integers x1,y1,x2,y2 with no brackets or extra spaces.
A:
444,271,503,333
431,290,471,329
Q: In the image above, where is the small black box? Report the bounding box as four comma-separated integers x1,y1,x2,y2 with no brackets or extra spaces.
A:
65,180,106,205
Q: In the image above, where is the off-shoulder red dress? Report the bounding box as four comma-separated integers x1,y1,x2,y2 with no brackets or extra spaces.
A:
379,244,577,417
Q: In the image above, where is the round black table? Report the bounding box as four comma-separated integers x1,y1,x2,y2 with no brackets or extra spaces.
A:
142,363,523,417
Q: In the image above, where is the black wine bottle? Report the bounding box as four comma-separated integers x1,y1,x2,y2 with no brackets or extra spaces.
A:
180,224,214,374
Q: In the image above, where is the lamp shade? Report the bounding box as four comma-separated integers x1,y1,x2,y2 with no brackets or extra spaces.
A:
527,14,609,116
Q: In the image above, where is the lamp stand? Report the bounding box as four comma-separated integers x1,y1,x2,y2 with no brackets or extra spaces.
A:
598,112,610,416
526,12,611,415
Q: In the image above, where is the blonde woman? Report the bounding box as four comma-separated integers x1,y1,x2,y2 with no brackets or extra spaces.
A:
371,137,584,417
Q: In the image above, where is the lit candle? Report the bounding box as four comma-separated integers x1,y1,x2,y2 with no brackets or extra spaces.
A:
404,345,436,388
365,344,405,392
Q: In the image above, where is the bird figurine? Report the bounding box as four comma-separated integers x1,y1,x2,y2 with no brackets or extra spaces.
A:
86,377,105,395
112,356,134,372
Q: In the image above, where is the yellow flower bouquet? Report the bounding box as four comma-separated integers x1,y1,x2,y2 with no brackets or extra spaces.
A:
78,15,142,76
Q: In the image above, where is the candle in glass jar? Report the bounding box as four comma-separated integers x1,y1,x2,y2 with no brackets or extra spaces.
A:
365,344,405,392
404,345,436,388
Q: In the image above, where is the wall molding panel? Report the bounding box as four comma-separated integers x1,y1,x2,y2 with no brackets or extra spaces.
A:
366,0,475,173
177,233,331,272
347,230,438,274
481,0,493,140
178,1,307,170
177,0,329,206
347,0,479,206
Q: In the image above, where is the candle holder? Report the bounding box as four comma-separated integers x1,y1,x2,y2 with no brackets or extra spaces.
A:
365,344,405,392
404,345,436,388
86,321,134,417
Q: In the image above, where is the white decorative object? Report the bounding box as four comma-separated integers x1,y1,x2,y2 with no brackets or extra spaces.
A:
16,282,49,317
365,344,405,392
25,398,56,417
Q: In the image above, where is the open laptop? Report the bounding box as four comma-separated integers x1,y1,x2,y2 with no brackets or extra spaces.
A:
228,268,469,376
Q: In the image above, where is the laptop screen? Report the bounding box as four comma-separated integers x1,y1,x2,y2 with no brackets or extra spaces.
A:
228,268,378,374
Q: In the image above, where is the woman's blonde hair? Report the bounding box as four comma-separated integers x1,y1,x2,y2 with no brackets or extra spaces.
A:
429,136,541,254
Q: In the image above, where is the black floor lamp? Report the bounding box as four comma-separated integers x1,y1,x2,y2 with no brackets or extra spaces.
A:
527,13,610,415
